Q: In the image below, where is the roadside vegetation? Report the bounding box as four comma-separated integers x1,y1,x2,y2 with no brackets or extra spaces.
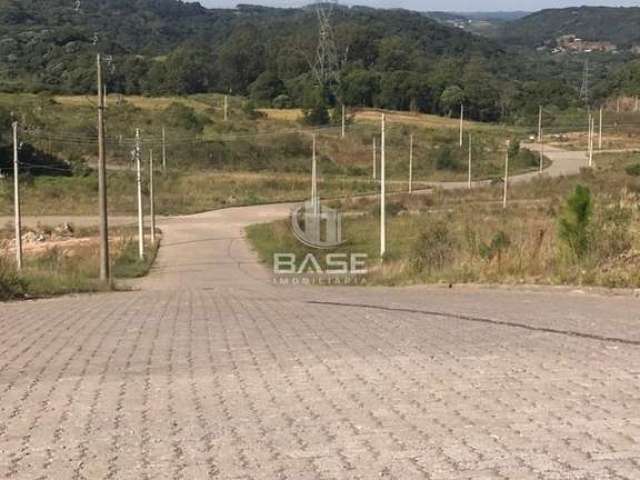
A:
248,151,640,289
0,225,158,301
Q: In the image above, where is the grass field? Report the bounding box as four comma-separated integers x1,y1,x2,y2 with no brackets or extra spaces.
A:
247,150,640,289
0,93,549,217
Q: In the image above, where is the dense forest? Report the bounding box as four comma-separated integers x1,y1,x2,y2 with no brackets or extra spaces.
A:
0,1,639,124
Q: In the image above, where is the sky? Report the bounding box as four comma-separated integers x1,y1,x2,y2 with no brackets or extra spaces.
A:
198,0,640,12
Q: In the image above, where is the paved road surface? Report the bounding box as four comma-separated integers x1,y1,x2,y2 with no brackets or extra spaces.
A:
1,148,640,479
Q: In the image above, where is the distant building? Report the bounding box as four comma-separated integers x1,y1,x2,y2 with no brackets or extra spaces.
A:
555,34,617,53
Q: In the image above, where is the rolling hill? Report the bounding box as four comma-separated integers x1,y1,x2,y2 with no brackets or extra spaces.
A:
0,0,502,95
499,7,640,47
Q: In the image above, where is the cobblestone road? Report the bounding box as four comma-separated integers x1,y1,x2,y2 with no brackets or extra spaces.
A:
1,148,640,478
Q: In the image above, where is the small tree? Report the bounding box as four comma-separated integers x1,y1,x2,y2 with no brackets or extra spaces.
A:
557,185,592,260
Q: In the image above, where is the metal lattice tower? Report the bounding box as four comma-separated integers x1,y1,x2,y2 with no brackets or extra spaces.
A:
580,59,590,105
313,1,340,89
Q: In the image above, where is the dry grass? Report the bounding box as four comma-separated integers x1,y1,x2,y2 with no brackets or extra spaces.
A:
247,151,640,289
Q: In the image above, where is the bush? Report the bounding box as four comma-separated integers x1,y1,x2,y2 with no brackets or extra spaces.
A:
161,102,211,133
272,94,291,109
303,104,330,126
508,138,521,158
593,204,632,260
435,146,459,171
557,184,592,260
479,230,511,261
411,221,456,273
0,258,26,300
625,163,640,176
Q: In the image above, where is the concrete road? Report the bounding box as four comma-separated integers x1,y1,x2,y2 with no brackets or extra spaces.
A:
1,147,640,479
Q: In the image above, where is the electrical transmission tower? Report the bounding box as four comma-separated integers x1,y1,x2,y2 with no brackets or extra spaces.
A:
313,1,340,91
580,59,590,105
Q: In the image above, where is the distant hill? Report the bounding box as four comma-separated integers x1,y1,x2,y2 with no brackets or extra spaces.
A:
426,11,529,37
498,7,640,47
0,0,502,94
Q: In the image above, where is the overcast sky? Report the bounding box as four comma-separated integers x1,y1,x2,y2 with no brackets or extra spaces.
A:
198,0,640,12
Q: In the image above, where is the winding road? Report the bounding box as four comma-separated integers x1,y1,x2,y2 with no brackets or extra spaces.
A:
1,146,640,479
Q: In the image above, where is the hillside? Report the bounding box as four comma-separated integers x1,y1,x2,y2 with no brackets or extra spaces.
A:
0,0,500,95
499,7,640,47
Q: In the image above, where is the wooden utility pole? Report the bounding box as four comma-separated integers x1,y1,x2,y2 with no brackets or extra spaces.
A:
135,129,144,260
12,122,22,271
538,105,542,142
587,113,592,163
408,134,413,194
372,136,377,180
161,127,167,171
380,114,386,258
467,133,472,190
539,128,544,174
599,106,603,150
223,95,228,122
96,54,110,282
341,104,346,139
149,149,156,245
459,104,464,148
503,142,509,209
311,134,318,216
589,117,596,167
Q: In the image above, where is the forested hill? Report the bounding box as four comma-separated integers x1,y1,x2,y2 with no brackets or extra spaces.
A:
0,0,500,94
499,7,640,47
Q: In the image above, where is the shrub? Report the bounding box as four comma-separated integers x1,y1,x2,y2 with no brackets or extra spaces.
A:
435,146,459,171
272,94,291,109
592,204,632,260
625,163,640,176
0,257,26,300
303,104,330,126
557,184,592,260
479,230,511,261
508,138,520,158
411,221,456,273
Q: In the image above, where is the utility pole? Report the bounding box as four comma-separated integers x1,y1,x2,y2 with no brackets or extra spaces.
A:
135,129,144,260
12,122,22,271
598,106,603,150
539,128,544,174
311,134,318,216
380,114,386,259
149,149,156,245
223,95,228,122
467,133,472,190
459,104,464,148
589,117,596,167
408,134,413,194
538,105,542,142
372,136,377,180
503,141,509,209
96,54,110,282
341,104,346,139
587,113,591,158
161,127,167,171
